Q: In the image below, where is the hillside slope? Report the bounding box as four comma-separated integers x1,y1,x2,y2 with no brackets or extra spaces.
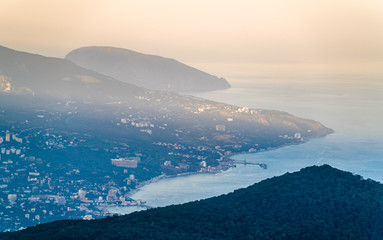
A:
2,165,383,240
66,46,230,92
0,45,146,102
0,45,331,144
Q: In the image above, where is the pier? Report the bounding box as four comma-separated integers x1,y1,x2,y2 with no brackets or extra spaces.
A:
234,160,267,169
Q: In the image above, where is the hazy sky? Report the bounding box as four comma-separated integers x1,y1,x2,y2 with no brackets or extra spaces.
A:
1,0,382,77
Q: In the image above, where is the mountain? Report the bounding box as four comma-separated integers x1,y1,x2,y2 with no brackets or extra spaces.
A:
0,45,332,231
0,45,146,102
65,46,230,92
2,165,382,240
0,45,331,142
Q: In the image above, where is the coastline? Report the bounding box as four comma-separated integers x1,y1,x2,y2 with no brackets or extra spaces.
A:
127,171,219,200
126,134,332,208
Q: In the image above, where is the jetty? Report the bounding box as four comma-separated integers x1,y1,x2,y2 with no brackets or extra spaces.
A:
234,160,267,169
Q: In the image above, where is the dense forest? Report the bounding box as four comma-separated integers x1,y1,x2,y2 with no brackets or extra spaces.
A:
2,165,383,240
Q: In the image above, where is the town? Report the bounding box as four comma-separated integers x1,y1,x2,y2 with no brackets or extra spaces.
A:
0,95,317,231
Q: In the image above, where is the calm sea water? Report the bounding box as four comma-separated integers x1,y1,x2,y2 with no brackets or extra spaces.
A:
113,76,383,212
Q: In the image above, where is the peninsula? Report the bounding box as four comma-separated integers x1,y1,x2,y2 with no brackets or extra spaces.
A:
0,45,332,231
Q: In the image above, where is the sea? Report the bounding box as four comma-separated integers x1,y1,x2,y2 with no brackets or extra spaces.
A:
110,74,383,214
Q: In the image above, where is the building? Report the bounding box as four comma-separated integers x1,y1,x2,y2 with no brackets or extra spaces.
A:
5,132,10,142
163,161,172,166
8,194,17,203
78,189,87,199
13,135,23,143
111,157,140,168
57,196,66,205
200,161,207,168
216,124,226,131
108,189,117,197
83,215,93,220
107,189,118,202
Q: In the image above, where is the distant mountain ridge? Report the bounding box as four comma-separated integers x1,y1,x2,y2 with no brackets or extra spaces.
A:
2,165,383,240
0,45,331,140
65,46,230,92
0,45,146,102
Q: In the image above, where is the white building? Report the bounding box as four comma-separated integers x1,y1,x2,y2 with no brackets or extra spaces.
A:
8,194,17,203
163,161,172,166
83,215,93,220
294,133,302,139
216,124,226,131
111,157,140,168
200,161,207,168
78,189,87,199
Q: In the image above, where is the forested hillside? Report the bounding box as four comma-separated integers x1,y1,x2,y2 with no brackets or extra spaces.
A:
2,165,383,240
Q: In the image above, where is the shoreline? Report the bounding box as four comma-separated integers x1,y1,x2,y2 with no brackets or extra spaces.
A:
126,136,330,207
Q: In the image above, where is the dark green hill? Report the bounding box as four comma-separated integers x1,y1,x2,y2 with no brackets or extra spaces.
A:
66,46,230,92
2,165,382,240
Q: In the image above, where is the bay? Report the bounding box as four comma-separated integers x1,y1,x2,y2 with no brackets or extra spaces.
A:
129,76,383,208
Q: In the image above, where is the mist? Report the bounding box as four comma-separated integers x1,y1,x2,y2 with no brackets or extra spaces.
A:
1,0,382,76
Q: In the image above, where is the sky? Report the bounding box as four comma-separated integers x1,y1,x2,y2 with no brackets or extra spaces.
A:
1,0,382,78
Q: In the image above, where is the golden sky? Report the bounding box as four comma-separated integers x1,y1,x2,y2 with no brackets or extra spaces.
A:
1,0,382,76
